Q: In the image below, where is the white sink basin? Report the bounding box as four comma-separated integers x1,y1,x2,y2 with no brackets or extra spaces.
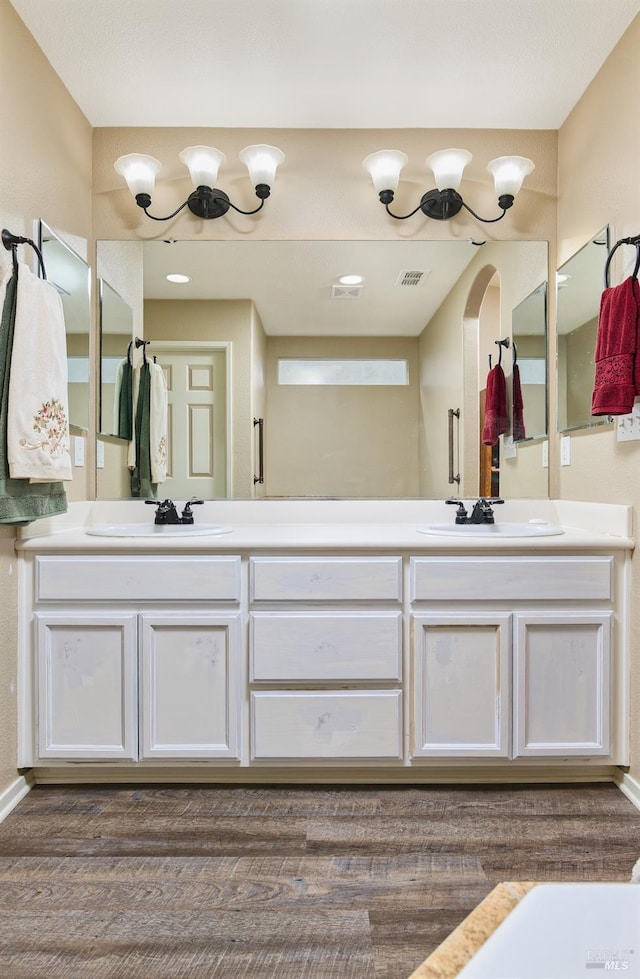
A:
418,522,564,538
86,523,233,538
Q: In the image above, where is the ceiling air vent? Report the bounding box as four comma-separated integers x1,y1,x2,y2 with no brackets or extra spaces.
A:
396,269,430,287
331,284,363,299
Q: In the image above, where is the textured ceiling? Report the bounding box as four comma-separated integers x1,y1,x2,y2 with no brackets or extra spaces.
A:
9,0,640,129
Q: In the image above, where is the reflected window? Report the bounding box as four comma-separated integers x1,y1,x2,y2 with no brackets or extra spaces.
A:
278,359,409,385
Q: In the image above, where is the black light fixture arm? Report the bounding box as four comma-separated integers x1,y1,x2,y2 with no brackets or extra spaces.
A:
379,188,514,223
134,183,270,222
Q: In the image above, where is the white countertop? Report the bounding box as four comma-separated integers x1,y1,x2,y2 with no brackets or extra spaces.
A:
13,498,635,552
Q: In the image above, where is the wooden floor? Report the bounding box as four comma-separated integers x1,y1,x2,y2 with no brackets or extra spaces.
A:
0,782,638,978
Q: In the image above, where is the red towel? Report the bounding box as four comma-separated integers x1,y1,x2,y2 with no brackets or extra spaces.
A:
591,276,640,415
511,363,526,441
482,364,509,445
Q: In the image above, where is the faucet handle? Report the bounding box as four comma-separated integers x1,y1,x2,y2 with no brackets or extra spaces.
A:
180,499,204,524
445,498,468,524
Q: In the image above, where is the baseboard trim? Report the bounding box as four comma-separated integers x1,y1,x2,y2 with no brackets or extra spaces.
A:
615,771,640,812
0,772,34,823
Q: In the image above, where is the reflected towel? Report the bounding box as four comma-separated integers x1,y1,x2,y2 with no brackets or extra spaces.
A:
149,360,168,485
511,363,526,441
482,364,509,445
114,356,134,441
129,361,156,498
591,275,640,416
7,261,72,481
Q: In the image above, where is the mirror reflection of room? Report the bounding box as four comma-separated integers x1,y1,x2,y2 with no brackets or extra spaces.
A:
96,238,549,502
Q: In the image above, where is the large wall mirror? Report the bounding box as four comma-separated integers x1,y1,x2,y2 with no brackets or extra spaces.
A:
557,227,610,433
96,238,548,501
39,221,91,432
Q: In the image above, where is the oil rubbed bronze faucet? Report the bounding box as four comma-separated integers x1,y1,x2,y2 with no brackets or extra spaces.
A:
146,499,204,525
445,498,504,525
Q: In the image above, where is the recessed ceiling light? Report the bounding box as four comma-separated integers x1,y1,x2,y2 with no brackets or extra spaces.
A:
337,274,364,286
166,273,191,284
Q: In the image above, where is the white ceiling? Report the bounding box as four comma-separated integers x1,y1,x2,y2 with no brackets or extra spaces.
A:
9,0,640,130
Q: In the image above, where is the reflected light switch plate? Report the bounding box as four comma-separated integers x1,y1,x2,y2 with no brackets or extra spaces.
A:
73,436,85,467
542,441,549,468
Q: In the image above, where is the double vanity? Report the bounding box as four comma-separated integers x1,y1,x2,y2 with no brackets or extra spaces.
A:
15,498,633,782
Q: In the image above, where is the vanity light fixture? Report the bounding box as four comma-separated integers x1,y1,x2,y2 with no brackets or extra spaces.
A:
362,148,534,223
114,144,285,221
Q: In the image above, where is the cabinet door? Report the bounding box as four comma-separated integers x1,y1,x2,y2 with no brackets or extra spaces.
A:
140,613,241,759
513,612,611,757
36,612,138,760
412,613,512,758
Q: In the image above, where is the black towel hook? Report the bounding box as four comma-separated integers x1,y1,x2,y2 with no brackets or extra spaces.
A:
491,336,510,368
512,338,518,367
2,228,47,279
135,336,151,365
604,235,640,288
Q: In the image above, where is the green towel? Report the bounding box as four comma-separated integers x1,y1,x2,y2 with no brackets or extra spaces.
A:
0,273,68,525
129,360,157,499
117,358,133,440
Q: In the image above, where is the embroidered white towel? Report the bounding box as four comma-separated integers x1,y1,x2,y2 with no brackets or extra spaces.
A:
7,262,72,481
149,360,168,484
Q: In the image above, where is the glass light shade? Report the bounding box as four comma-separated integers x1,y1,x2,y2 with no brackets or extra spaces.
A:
425,149,472,191
362,150,408,193
178,146,226,188
114,154,162,197
239,144,285,187
487,156,535,197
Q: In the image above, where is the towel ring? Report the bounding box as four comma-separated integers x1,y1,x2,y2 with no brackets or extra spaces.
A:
604,235,640,288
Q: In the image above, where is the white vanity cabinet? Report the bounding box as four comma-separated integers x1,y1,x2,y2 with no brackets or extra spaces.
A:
410,556,615,760
29,554,242,764
248,556,404,761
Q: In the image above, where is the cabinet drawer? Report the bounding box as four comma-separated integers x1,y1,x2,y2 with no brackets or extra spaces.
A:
410,556,612,602
250,690,403,759
35,555,241,602
250,612,402,681
250,556,402,602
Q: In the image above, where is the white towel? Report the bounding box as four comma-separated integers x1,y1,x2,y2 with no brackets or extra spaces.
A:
7,262,72,482
149,360,168,484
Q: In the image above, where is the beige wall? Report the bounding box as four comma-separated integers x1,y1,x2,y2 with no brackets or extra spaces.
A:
557,12,640,778
0,0,92,795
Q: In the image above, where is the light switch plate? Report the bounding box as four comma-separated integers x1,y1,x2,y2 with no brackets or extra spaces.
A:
503,436,517,459
560,435,571,466
96,440,105,469
616,399,640,441
73,435,85,467
542,440,549,468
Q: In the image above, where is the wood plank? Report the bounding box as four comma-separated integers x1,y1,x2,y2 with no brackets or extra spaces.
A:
0,909,374,979
0,853,489,910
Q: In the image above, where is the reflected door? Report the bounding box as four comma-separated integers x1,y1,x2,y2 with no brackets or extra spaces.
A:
159,349,227,500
